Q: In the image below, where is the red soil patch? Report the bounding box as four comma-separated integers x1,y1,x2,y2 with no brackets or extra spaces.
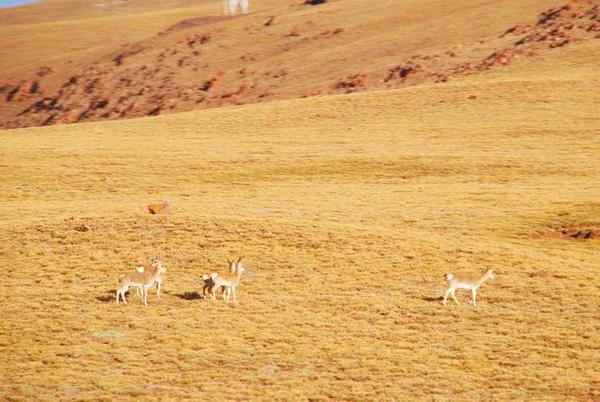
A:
539,223,598,240
333,74,367,93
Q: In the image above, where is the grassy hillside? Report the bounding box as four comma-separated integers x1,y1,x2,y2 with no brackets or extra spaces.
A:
1,35,599,399
5,0,599,128
0,0,557,76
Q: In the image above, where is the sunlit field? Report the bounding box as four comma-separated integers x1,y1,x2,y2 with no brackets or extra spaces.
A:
1,0,600,400
2,43,599,398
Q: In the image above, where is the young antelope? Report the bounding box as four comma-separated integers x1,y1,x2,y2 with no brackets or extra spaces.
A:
443,267,495,306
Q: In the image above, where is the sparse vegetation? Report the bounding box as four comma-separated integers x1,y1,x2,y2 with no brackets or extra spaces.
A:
1,0,599,400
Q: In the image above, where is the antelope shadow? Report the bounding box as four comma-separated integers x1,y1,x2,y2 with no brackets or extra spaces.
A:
421,296,443,303
174,291,204,300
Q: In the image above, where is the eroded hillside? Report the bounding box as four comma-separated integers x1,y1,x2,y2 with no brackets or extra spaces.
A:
2,0,599,129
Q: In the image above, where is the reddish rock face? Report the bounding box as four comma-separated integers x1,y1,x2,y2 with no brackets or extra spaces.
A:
542,223,598,241
333,74,367,93
384,64,424,82
371,0,600,90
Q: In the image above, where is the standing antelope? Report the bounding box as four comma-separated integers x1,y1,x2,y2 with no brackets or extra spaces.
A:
135,258,167,297
211,258,245,302
443,267,495,306
116,259,167,306
202,259,237,298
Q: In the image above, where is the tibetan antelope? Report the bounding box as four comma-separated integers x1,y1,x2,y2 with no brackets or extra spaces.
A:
135,257,167,297
116,259,167,306
443,267,495,306
211,258,245,302
202,259,237,299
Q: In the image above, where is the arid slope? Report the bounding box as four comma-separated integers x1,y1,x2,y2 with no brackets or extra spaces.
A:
1,38,599,399
2,0,599,128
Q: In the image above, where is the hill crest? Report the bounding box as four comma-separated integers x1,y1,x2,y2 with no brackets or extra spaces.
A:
1,0,598,129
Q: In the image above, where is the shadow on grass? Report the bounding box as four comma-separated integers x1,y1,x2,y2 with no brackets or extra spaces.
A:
97,289,115,303
422,296,443,303
97,289,142,303
174,291,204,300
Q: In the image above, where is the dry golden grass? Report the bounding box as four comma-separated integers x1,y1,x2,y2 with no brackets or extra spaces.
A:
1,19,600,402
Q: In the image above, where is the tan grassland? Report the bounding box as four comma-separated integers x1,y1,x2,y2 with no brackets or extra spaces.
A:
2,43,599,399
1,1,599,400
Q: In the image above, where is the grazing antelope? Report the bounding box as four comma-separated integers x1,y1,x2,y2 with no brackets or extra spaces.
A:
211,258,245,302
116,259,167,306
134,258,167,298
443,267,495,306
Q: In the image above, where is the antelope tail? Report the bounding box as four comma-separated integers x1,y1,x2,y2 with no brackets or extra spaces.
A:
444,273,454,282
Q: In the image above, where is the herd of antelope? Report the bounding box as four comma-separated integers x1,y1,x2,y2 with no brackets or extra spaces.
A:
116,257,246,306
115,256,495,307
